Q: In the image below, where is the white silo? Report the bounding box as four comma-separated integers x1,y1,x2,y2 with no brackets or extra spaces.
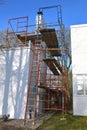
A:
36,11,46,30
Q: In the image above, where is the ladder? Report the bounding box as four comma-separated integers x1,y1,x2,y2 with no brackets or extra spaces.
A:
24,35,42,125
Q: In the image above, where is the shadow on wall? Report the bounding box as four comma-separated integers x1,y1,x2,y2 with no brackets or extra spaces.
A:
0,47,31,119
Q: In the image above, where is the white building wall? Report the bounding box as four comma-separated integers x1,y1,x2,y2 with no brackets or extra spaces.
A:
0,45,33,119
71,24,87,116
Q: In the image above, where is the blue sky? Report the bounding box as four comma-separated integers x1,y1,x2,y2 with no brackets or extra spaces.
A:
0,0,87,30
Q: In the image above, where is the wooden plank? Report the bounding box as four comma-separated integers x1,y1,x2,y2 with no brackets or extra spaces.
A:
43,58,59,75
53,59,63,73
40,28,58,47
43,58,63,75
17,34,37,43
40,28,60,56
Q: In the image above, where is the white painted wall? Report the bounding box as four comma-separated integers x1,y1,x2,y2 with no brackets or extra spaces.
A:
0,45,33,119
71,24,87,116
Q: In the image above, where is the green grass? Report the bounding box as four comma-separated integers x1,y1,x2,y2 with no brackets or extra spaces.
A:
37,112,87,130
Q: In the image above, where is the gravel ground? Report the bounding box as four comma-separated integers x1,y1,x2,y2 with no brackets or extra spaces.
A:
0,119,33,130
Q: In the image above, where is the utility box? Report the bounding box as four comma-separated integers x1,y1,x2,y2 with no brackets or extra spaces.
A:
71,24,87,116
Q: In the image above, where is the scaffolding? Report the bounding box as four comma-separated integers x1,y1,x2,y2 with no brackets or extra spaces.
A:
5,5,69,125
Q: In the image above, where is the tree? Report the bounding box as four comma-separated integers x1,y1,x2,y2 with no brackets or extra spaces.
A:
64,27,72,109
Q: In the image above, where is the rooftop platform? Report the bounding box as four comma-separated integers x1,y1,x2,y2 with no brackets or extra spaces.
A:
17,28,60,56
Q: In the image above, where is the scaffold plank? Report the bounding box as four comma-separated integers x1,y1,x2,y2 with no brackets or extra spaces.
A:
40,28,60,56
53,59,63,73
43,58,63,75
43,58,59,75
17,34,37,43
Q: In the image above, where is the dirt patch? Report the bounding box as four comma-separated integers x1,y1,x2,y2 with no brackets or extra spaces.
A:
0,119,33,130
0,112,55,130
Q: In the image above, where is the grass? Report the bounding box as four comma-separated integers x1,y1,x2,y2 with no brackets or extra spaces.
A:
37,112,87,130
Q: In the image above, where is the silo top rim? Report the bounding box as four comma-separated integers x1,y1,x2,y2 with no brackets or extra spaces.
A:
37,11,43,15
